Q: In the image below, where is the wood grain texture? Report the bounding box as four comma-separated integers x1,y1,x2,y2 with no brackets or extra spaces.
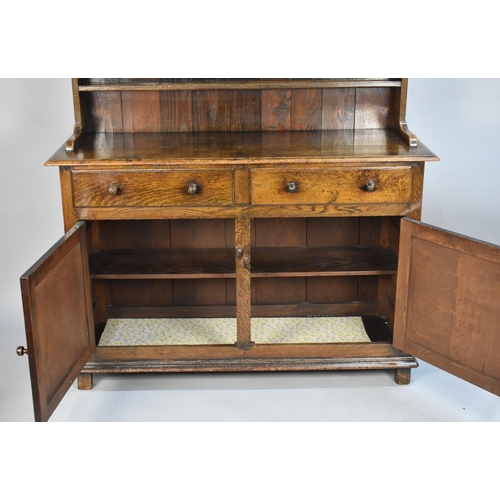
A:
322,88,355,130
72,170,234,207
408,163,425,219
394,219,500,396
83,355,417,374
121,91,161,132
262,90,291,130
47,130,438,166
22,77,445,421
73,79,421,144
229,90,262,131
75,202,413,222
170,219,231,307
236,217,251,346
20,222,94,421
104,220,171,249
291,89,323,130
395,368,411,385
251,167,412,205
160,90,192,132
251,246,397,277
87,92,123,133
192,90,228,131
59,167,78,231
90,248,236,279
77,373,93,390
83,342,416,374
109,280,174,307
355,88,393,129
391,79,418,146
306,217,360,303
106,302,378,319
253,219,307,306
79,79,403,91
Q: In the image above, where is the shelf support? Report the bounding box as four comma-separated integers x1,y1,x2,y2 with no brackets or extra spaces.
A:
393,78,418,147
65,79,85,152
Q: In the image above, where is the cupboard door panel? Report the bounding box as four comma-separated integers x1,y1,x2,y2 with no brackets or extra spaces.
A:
20,222,95,421
394,219,500,396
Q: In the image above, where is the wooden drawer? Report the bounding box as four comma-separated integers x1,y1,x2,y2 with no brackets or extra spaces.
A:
251,167,412,205
72,169,234,207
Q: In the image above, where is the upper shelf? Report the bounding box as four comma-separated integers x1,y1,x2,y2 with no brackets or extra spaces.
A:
78,79,403,92
63,78,427,154
46,130,438,166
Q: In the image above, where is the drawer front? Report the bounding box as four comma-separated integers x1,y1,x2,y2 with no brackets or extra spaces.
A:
251,167,412,205
72,170,234,207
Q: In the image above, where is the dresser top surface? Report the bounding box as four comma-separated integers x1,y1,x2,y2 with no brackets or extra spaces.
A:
46,130,438,166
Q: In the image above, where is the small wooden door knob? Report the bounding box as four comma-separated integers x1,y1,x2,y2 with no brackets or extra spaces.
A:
17,346,28,356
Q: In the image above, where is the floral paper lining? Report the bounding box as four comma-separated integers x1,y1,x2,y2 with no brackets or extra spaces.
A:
99,316,371,346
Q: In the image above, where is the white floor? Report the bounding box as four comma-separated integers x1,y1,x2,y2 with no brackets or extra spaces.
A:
3,316,500,422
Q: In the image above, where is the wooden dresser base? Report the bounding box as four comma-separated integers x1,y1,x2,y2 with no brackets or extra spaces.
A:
79,344,418,388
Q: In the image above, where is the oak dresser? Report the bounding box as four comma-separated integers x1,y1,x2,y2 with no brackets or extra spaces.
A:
18,79,500,421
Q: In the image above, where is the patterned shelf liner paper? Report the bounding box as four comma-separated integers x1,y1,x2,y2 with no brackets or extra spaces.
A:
99,316,371,346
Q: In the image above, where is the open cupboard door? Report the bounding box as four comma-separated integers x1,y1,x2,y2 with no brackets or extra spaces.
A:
20,222,95,421
394,218,500,396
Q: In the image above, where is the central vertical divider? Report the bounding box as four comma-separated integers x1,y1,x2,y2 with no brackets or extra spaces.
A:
235,216,252,347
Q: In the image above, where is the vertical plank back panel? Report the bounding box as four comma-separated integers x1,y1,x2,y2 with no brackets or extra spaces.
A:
104,220,171,249
306,218,360,303
261,90,291,130
192,90,228,131
103,221,172,308
358,218,382,302
291,89,323,130
160,91,193,132
229,90,262,131
322,88,355,130
82,81,403,133
170,220,233,306
87,92,123,133
354,88,394,129
109,280,174,307
253,219,307,305
122,91,161,132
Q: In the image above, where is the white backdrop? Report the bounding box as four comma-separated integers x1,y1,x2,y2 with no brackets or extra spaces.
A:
1,78,499,422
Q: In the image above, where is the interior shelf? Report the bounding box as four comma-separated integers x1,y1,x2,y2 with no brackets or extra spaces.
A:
252,246,397,277
89,246,397,280
90,248,236,279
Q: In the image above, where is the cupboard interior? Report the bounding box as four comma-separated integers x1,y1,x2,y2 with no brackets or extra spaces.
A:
87,216,401,347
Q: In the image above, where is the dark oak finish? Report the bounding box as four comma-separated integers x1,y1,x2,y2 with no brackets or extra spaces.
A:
20,222,95,421
78,79,403,91
33,78,500,422
88,245,398,280
49,130,437,166
236,217,251,347
394,219,500,396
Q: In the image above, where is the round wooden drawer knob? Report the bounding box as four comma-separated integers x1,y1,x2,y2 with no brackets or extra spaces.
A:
286,181,298,193
16,346,28,356
187,182,199,195
108,183,120,195
362,180,377,192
